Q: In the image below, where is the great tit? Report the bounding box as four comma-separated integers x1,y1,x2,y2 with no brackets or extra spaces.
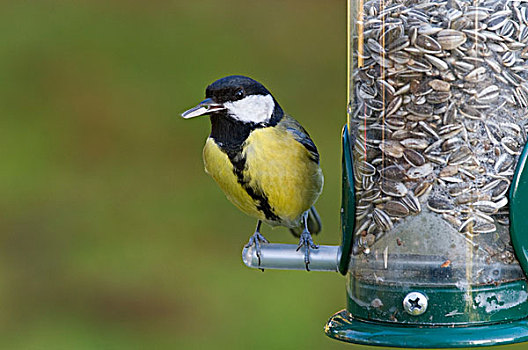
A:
182,75,323,270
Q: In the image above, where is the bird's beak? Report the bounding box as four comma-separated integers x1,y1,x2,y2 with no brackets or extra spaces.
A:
181,98,225,119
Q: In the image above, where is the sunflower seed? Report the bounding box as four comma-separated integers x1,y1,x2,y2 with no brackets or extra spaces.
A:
428,197,454,213
428,79,451,92
473,223,497,234
380,140,404,158
380,164,406,181
372,208,394,231
415,34,442,54
476,85,500,103
400,138,430,150
437,29,467,50
384,201,410,217
502,136,522,155
401,193,421,213
403,148,426,166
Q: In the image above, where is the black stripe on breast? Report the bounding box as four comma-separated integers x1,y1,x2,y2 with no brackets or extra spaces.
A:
209,110,283,222
227,150,280,222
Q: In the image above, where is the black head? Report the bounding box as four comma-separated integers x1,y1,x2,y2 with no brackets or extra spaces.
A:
205,75,271,104
182,75,283,126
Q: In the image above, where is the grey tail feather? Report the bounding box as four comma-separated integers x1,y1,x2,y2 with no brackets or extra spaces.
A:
289,206,322,238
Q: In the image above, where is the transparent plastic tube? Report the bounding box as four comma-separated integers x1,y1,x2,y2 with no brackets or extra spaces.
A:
347,0,528,286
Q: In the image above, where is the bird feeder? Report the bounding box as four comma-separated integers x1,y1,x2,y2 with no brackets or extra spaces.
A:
243,0,528,347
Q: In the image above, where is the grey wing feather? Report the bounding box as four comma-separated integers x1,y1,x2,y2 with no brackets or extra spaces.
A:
279,115,320,164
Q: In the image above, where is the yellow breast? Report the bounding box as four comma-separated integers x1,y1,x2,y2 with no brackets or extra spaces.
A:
203,138,263,219
203,127,323,228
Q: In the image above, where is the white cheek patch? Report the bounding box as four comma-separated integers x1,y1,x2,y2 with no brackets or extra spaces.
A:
224,94,275,124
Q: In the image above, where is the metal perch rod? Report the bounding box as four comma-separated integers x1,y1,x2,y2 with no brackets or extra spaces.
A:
242,243,340,271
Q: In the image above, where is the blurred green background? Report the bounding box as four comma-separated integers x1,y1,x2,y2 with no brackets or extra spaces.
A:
0,0,526,349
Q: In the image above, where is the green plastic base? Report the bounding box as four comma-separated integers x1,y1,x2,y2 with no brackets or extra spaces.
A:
346,279,528,326
325,310,528,348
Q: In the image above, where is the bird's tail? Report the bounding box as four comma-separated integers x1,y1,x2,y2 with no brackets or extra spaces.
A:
289,206,322,237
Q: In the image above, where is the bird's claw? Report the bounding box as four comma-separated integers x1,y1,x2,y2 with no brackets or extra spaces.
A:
296,230,319,271
245,232,269,266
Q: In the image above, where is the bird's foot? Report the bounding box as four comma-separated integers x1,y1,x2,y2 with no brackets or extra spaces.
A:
296,230,319,271
245,231,269,267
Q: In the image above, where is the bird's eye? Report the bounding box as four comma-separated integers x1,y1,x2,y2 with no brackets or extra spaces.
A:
235,89,245,99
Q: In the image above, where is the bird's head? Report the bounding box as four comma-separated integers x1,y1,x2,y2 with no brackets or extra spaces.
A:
182,75,282,126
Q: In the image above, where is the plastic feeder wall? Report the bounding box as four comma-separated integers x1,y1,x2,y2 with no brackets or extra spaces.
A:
243,0,528,347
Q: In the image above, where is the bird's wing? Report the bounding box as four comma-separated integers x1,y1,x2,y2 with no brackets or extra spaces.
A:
278,115,320,164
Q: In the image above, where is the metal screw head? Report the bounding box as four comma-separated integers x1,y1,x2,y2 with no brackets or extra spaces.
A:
403,292,428,316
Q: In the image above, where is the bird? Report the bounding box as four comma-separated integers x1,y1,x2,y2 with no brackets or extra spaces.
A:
182,75,323,270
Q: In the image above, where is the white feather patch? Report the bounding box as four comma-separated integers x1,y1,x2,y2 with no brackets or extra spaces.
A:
224,94,275,124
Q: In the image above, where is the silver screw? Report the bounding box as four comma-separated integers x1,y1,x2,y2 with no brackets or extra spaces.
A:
403,292,428,316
